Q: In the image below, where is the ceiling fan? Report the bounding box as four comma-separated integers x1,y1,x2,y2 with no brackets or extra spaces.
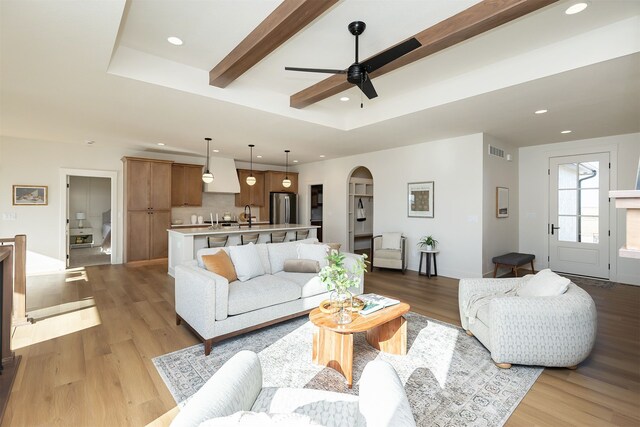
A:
285,21,421,101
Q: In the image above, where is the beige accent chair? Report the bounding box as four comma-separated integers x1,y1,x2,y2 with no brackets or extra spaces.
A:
372,233,407,273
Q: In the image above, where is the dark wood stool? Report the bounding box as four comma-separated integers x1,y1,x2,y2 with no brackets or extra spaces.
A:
492,252,535,278
419,249,439,278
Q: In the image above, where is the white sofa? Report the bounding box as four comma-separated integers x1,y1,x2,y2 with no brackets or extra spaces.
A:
175,239,365,355
171,350,416,427
458,276,597,368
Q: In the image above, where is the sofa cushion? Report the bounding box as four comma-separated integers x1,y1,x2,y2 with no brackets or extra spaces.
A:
381,233,402,249
374,249,402,260
202,251,237,283
274,272,326,298
283,259,320,273
267,242,299,274
197,247,230,269
297,244,329,268
228,243,265,282
228,275,301,316
517,269,570,297
254,243,272,275
317,242,341,252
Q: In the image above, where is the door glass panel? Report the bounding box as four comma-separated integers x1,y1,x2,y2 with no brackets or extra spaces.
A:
578,162,599,189
558,216,577,242
580,189,599,216
580,217,599,243
558,190,577,215
558,163,577,189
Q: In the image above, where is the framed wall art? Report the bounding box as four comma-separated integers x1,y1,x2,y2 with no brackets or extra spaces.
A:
496,187,509,218
12,185,48,206
408,181,434,218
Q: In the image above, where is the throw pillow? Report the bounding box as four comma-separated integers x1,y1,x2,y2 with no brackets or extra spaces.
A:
381,233,402,249
202,251,237,283
517,269,570,297
297,244,330,268
228,243,265,282
199,411,321,426
283,259,320,273
315,242,341,252
267,241,299,274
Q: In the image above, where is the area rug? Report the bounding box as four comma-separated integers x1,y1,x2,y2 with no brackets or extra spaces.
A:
153,313,542,426
559,273,616,289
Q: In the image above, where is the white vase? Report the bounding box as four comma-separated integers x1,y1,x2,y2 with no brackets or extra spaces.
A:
197,215,204,224
191,214,197,225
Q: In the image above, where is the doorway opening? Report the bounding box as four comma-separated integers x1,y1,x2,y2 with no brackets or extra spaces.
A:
60,169,118,269
347,166,373,256
310,185,323,241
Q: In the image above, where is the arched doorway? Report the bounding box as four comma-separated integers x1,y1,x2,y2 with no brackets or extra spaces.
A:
347,167,373,255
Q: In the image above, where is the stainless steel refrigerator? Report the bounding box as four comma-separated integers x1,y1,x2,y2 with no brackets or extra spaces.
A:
270,192,297,224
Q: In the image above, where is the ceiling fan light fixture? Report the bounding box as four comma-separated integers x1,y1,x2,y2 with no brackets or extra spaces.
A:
247,144,256,186
167,36,183,46
565,2,588,15
282,150,291,188
202,137,214,183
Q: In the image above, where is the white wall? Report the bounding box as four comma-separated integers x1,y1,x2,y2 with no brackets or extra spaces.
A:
0,137,206,274
519,133,640,285
69,176,111,242
295,134,485,279
482,136,519,276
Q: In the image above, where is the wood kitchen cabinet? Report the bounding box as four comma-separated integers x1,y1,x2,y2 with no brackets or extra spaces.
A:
172,163,203,207
123,157,173,263
265,171,298,193
235,169,265,207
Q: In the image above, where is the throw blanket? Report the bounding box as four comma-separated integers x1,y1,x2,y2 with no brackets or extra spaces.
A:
463,284,519,325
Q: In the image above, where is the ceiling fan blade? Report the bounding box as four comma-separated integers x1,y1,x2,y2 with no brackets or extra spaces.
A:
361,37,421,73
358,74,378,99
285,67,346,74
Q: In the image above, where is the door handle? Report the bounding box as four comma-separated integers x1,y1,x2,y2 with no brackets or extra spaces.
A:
551,224,561,235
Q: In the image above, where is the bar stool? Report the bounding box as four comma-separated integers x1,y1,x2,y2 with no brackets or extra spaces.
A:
240,233,259,245
294,229,309,241
270,231,287,243
207,235,228,248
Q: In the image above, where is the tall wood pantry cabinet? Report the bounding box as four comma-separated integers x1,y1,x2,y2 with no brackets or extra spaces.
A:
122,157,173,263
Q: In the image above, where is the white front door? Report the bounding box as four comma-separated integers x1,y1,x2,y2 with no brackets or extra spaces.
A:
549,153,610,278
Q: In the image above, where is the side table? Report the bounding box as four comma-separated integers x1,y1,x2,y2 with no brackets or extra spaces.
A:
419,249,438,278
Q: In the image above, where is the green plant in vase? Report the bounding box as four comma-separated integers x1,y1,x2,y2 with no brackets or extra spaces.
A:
319,250,367,324
418,235,438,251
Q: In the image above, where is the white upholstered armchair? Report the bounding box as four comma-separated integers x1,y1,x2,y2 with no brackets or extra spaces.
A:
458,277,597,369
371,233,407,273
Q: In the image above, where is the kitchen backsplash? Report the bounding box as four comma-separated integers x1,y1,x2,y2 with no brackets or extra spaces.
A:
171,193,261,224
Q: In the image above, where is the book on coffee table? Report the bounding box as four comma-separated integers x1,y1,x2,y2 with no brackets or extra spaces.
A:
358,293,400,315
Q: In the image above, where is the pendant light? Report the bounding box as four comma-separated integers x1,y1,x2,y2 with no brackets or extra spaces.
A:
282,150,292,188
202,138,214,183
246,144,256,186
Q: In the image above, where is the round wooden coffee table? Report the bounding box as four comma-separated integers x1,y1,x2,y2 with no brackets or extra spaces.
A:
309,302,410,388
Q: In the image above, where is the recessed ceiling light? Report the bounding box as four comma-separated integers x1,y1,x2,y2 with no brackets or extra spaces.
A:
212,149,220,153
293,160,299,163
85,140,95,145
319,155,325,158
257,155,262,158
565,2,588,15
157,142,165,146
340,96,350,102
561,130,572,134
167,36,183,46
534,109,548,114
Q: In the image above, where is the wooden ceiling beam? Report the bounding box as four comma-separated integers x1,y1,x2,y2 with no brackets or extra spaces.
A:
209,0,339,88
290,0,558,109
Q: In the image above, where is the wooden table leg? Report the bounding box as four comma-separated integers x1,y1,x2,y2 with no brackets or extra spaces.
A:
365,316,407,356
313,326,354,387
418,252,425,276
426,254,431,278
433,253,438,277
493,263,499,278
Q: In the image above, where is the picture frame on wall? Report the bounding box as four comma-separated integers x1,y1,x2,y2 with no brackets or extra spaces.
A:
12,185,48,206
408,181,434,218
496,187,509,218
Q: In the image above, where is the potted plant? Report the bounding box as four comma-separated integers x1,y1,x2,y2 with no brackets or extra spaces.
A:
319,251,367,325
418,235,438,251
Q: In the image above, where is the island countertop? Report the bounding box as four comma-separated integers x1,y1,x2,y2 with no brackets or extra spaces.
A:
167,223,319,236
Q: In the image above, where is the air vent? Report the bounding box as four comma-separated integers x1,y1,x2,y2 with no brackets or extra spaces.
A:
488,145,505,159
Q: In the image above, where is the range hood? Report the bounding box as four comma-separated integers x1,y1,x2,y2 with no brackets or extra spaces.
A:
203,157,240,193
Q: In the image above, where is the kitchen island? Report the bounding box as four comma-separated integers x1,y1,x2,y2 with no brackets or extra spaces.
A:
167,224,320,277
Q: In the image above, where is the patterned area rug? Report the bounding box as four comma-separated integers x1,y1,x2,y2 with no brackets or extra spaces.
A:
153,313,542,427
559,274,616,289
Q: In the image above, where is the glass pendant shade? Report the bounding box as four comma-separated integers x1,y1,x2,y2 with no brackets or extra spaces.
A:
247,144,256,186
282,178,292,188
282,149,291,188
202,137,214,183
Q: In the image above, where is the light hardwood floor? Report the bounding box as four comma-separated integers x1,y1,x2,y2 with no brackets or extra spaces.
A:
3,264,639,426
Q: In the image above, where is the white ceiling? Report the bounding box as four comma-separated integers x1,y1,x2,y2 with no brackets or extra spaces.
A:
1,0,639,166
